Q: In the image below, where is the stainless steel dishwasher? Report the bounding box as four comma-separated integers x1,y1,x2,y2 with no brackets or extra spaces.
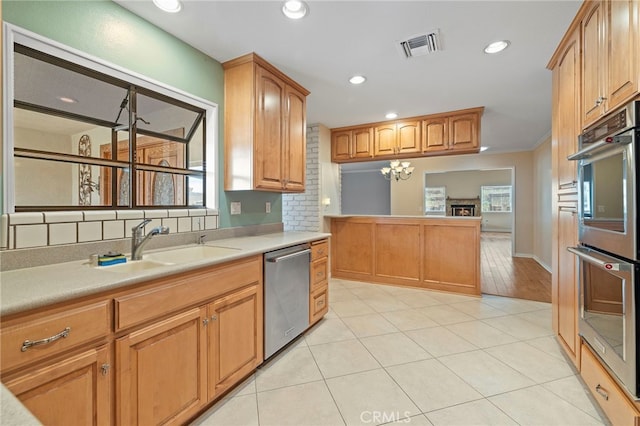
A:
264,243,311,359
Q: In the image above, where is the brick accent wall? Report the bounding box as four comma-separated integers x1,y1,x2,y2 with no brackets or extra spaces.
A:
283,125,320,231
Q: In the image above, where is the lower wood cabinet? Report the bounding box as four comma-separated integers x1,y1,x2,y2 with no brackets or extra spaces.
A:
4,344,111,426
116,307,208,426
207,283,262,399
331,216,481,295
310,284,329,324
581,343,640,426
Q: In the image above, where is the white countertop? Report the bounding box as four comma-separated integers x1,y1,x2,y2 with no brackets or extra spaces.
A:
325,214,481,220
0,231,330,316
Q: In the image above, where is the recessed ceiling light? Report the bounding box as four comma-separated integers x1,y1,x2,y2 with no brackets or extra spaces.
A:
282,0,308,19
385,112,398,119
349,75,366,85
484,40,510,54
57,96,77,104
153,0,182,13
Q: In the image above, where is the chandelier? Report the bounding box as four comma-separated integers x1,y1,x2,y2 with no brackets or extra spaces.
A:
381,160,414,181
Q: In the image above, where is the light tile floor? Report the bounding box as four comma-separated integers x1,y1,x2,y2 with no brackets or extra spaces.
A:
192,279,609,426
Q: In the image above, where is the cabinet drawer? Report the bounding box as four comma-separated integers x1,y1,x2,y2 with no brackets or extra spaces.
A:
1,300,111,372
115,256,262,332
311,240,329,261
581,344,640,426
311,257,328,289
310,284,329,325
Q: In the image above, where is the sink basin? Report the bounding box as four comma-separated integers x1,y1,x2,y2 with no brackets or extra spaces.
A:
145,245,242,264
96,259,173,273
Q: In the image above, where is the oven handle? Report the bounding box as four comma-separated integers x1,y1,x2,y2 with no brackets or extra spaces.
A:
567,246,632,271
568,135,633,161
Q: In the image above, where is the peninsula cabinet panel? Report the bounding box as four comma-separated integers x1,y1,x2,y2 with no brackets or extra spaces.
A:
207,283,263,399
4,345,111,426
374,223,421,283
117,307,207,426
422,223,481,295
330,216,481,296
331,218,374,279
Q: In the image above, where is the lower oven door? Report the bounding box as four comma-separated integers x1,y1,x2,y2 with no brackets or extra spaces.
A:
569,246,638,397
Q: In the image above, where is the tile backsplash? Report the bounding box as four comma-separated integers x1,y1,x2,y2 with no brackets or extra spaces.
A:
1,209,219,250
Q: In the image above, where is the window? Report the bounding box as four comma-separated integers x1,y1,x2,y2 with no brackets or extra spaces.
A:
481,185,512,212
4,29,217,213
424,186,446,215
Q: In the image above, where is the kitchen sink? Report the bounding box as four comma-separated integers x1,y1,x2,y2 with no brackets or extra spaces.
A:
96,259,173,273
145,245,242,264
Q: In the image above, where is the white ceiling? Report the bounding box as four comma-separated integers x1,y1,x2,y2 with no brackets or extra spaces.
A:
115,0,581,154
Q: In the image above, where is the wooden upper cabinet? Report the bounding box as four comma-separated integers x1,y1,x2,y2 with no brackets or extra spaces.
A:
330,127,374,162
373,121,421,157
422,117,448,152
223,53,309,192
331,107,482,163
554,28,581,190
582,0,639,128
423,111,481,154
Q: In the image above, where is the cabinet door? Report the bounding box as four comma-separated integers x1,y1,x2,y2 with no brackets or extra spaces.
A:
396,120,421,154
449,113,479,151
606,0,638,110
5,345,111,426
208,284,263,399
422,117,449,153
352,127,374,159
284,85,306,192
557,205,578,358
582,1,606,127
117,307,207,426
374,124,397,156
331,130,352,162
555,29,580,189
255,66,286,191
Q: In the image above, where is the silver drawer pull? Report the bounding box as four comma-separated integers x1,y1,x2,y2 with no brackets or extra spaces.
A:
595,384,609,401
21,327,71,352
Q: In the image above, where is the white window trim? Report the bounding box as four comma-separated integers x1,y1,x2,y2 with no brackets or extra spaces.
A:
2,23,218,213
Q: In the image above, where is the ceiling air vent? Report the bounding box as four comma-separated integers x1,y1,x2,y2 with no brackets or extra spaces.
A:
397,30,441,58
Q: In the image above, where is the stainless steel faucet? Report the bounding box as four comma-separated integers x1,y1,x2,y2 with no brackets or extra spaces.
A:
131,219,170,260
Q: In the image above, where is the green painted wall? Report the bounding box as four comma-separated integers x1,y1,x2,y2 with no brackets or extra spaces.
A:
2,0,282,228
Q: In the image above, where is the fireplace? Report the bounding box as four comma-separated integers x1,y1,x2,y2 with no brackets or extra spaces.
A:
452,205,475,216
446,196,480,217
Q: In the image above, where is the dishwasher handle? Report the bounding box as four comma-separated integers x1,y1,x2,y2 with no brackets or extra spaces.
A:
266,248,311,263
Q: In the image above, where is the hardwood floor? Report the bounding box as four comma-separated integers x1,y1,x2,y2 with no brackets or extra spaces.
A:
481,232,551,303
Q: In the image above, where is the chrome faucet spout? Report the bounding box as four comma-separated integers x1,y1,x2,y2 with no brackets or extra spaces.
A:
131,220,169,260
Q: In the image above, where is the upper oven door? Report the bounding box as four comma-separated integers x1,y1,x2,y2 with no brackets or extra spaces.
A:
573,128,637,260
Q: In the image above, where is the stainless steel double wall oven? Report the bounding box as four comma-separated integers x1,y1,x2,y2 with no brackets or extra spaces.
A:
569,100,640,399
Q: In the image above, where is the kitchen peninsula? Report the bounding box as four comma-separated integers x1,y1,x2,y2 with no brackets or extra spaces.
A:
329,215,481,296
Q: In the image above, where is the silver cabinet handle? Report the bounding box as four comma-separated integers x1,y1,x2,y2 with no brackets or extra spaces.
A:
101,364,110,376
211,315,217,321
203,318,209,326
595,96,607,106
21,327,71,352
595,384,609,401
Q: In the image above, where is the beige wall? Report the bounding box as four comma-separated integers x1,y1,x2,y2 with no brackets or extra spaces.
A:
533,138,552,270
390,150,535,256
